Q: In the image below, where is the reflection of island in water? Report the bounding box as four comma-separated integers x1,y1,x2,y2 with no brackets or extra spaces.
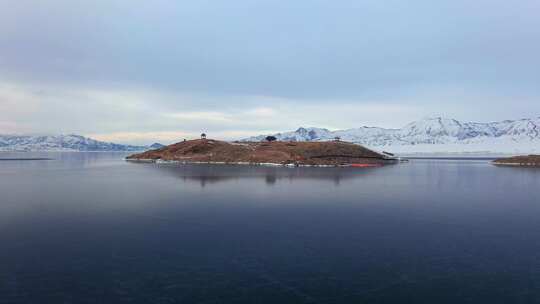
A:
142,163,386,187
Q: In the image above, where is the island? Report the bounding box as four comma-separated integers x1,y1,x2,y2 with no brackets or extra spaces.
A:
493,155,540,167
126,138,398,167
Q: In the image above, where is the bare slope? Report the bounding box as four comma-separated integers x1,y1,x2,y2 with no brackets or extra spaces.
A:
127,139,395,166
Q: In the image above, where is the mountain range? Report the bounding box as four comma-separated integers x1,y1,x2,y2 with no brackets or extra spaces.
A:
244,117,540,154
0,134,164,152
4,116,540,153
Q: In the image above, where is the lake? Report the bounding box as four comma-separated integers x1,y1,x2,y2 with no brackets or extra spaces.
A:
1,152,540,303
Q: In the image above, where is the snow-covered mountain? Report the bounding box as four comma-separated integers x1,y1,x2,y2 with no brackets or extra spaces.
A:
0,134,160,152
149,143,166,150
244,117,540,154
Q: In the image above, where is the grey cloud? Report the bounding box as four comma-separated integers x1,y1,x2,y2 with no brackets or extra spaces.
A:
2,0,539,98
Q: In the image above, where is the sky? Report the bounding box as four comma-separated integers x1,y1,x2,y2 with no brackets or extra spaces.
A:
1,0,539,145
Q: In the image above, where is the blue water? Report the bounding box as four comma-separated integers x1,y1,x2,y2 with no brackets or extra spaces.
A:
1,152,540,303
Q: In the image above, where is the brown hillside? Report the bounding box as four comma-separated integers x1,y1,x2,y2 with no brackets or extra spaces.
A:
127,139,396,166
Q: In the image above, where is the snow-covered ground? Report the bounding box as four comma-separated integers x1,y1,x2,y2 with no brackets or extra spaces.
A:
244,117,540,155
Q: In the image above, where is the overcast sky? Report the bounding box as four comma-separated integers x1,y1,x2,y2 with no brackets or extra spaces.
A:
1,0,539,144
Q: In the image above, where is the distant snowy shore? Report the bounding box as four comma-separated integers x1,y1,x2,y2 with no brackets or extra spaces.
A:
370,141,539,156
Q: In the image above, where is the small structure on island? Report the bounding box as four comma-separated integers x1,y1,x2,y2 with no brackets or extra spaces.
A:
201,133,207,139
265,135,277,142
334,136,341,142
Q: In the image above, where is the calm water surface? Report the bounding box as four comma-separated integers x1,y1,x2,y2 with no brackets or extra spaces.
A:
1,152,540,303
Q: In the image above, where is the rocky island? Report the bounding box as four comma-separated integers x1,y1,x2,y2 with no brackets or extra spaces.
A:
493,155,540,167
126,138,397,167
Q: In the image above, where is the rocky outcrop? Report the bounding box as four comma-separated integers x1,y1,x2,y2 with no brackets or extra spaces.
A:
126,139,396,166
493,155,540,167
